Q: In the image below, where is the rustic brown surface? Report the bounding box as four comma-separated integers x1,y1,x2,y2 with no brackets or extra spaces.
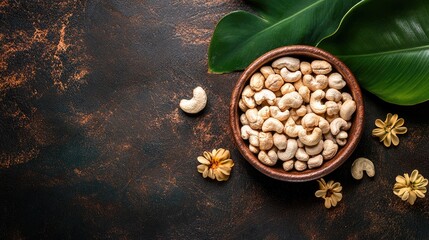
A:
0,1,428,239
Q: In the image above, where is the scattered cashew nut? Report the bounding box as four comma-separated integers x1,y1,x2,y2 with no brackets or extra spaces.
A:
351,157,375,180
179,86,207,114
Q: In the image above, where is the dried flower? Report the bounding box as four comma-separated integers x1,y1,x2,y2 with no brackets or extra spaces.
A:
372,113,407,147
197,148,234,181
393,169,428,205
315,178,343,209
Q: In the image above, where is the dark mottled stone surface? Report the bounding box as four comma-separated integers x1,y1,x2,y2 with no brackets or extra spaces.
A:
1,1,428,239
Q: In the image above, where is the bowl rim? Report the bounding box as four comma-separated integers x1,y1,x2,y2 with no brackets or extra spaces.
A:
229,45,364,182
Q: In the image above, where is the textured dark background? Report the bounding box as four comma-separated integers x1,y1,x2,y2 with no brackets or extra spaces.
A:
1,0,428,239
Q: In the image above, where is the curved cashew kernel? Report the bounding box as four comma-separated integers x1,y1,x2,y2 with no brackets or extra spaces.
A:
318,117,330,134
342,92,353,101
240,113,249,125
303,74,328,91
330,118,348,135
325,88,342,102
294,160,307,171
283,160,294,171
258,106,271,120
308,155,324,169
277,139,298,161
239,99,248,112
322,140,338,160
265,74,284,91
262,118,284,133
254,89,276,105
273,133,288,150
249,135,260,147
300,61,312,75
242,85,255,98
242,96,256,109
311,60,332,75
280,67,302,82
284,118,304,138
293,79,304,91
296,105,307,117
259,132,274,151
301,113,320,130
260,66,274,78
328,72,346,90
278,91,303,110
305,140,324,156
280,83,295,95
340,100,356,121
298,86,310,103
272,57,300,71
298,127,322,146
258,150,277,166
241,125,259,140
250,72,265,91
269,106,290,121
336,131,348,146
309,90,327,114
295,148,309,161
351,157,375,180
249,144,259,154
179,87,207,114
326,101,340,116
246,109,264,130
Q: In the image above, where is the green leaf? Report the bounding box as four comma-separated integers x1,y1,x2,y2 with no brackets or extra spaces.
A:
318,0,429,105
208,0,364,74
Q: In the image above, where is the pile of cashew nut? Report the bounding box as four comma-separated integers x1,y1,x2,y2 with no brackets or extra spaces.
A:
239,57,357,172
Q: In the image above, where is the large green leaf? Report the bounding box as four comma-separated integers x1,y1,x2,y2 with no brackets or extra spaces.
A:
319,0,429,105
208,0,363,73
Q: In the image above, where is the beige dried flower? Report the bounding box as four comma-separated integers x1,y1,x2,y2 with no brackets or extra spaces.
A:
315,178,343,209
197,148,234,181
372,113,407,147
393,169,428,205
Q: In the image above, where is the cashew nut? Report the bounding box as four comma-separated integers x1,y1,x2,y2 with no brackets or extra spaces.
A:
254,89,276,105
280,67,302,82
294,160,307,171
283,160,294,171
241,125,259,140
259,132,274,151
239,99,248,112
249,135,259,147
258,150,277,166
318,117,330,134
311,60,332,75
260,66,274,78
277,139,298,161
293,79,304,91
246,109,264,130
336,131,348,146
284,118,304,138
298,86,310,103
250,72,265,91
262,118,284,133
325,88,342,102
179,86,207,114
280,83,296,95
272,57,300,71
269,106,290,121
295,148,309,161
340,100,356,121
265,74,284,91
309,90,327,114
342,92,353,101
298,127,322,146
242,96,256,109
328,72,346,90
303,74,328,91
330,118,348,135
278,91,303,110
322,140,338,160
273,133,287,150
326,101,340,116
305,140,324,156
300,61,312,75
240,113,249,125
351,157,375,180
249,144,259,154
301,113,320,130
242,85,255,98
295,105,307,117
308,155,324,169
258,106,271,120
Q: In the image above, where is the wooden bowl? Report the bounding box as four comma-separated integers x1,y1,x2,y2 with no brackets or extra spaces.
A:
229,45,364,182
